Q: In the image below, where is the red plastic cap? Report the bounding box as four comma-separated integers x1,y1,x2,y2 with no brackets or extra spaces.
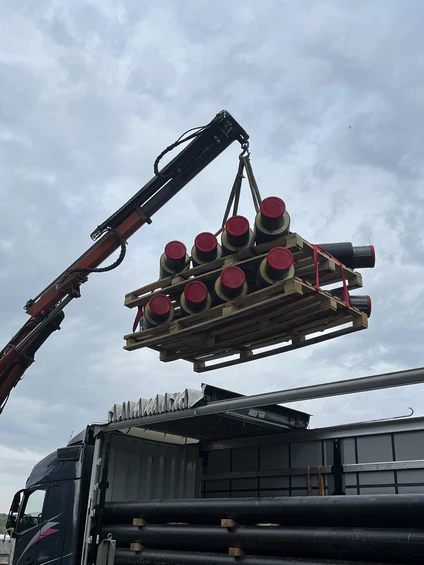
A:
267,247,294,271
260,196,286,219
195,232,217,253
148,294,172,316
366,296,372,317
220,266,245,289
226,215,249,238
369,245,376,268
165,240,186,261
184,281,208,304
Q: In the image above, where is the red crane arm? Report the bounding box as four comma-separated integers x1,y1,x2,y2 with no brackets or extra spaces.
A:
26,210,146,318
0,110,249,413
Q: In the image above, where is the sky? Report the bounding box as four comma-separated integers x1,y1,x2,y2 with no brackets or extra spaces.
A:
1,0,424,511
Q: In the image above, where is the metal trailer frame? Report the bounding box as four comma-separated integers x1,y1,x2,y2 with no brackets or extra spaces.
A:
102,366,424,433
80,365,424,565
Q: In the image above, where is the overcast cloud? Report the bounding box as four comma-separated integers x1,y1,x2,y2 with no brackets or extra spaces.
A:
1,0,424,511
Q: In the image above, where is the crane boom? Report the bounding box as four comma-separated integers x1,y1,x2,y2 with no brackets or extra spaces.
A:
0,110,249,414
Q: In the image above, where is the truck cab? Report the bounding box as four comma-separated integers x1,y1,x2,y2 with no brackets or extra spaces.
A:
5,429,95,565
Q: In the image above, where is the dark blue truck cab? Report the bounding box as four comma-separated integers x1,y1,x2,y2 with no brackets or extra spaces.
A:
6,429,94,565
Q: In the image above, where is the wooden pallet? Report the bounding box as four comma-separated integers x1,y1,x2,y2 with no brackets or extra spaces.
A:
124,232,363,310
123,276,368,372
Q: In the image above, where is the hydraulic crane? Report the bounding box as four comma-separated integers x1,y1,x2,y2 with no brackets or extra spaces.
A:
0,110,249,415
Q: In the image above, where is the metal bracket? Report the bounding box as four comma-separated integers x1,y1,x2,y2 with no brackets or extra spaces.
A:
135,207,152,225
95,535,116,565
331,438,345,495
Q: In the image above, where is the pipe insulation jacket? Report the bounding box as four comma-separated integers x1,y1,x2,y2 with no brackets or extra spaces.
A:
103,494,424,528
103,524,424,563
114,548,390,565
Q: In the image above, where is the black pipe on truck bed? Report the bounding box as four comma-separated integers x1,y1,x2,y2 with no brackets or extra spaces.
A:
104,524,424,564
103,494,424,528
114,548,391,565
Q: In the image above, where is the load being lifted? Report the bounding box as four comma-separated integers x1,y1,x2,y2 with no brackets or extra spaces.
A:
0,109,376,413
123,150,376,372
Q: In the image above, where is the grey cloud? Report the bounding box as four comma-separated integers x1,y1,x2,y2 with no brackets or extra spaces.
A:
1,0,424,511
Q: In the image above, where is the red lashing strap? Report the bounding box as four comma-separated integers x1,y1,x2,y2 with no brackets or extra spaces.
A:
132,306,144,333
313,244,350,308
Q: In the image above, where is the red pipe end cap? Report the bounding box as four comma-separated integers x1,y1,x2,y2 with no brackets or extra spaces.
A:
260,196,286,219
184,281,208,304
148,294,172,317
366,295,372,317
226,215,249,238
369,245,376,268
195,232,217,254
267,247,294,271
165,240,187,261
220,266,246,289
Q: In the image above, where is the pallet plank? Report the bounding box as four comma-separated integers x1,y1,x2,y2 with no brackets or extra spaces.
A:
124,278,303,349
167,308,361,365
194,323,365,373
158,297,338,363
123,274,368,371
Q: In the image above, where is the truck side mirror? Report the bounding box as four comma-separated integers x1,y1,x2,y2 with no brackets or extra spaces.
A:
6,490,24,533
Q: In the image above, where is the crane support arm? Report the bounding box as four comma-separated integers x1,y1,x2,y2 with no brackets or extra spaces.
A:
0,110,249,413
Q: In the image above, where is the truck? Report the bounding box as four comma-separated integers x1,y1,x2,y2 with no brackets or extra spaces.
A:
2,109,424,564
3,376,424,565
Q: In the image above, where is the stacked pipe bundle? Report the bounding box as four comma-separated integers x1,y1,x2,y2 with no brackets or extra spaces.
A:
102,495,424,564
139,195,375,330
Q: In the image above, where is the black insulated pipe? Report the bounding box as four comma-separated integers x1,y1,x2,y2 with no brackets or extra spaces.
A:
159,241,190,278
103,495,424,528
103,524,424,563
253,197,291,245
142,295,174,329
114,548,389,565
212,266,248,305
192,232,222,266
221,216,254,255
318,242,375,269
330,290,372,317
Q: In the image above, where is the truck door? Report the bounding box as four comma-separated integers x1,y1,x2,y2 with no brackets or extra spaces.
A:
35,484,67,565
11,486,47,565
10,482,68,565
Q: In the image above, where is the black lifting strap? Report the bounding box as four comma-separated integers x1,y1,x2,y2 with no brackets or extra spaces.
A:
216,146,262,237
132,148,263,333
